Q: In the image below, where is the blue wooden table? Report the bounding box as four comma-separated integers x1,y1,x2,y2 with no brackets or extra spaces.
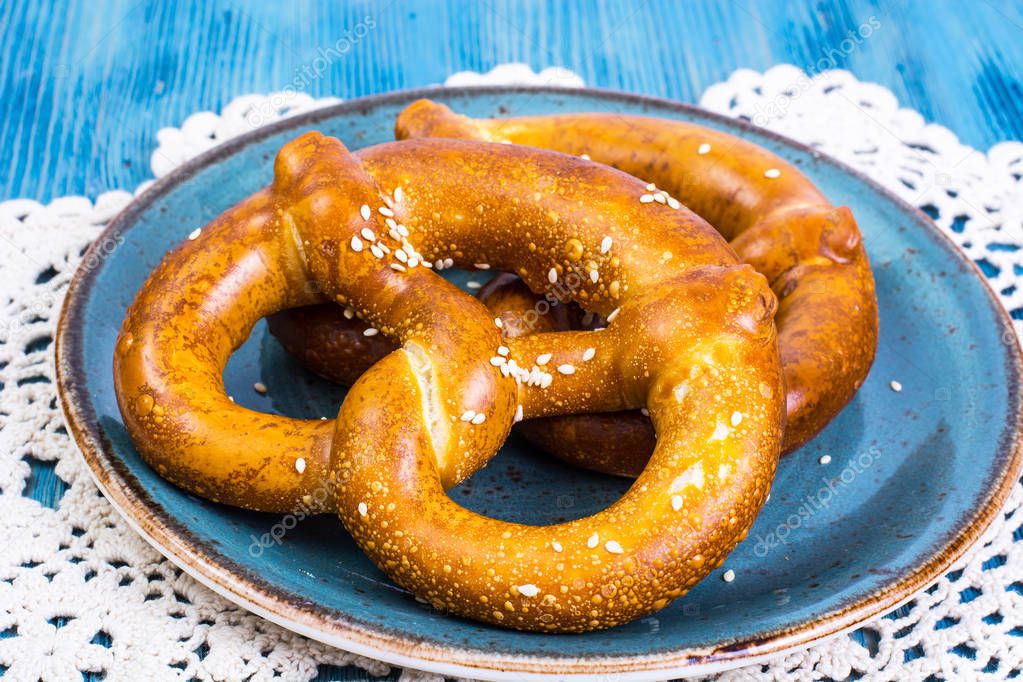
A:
1,0,1022,203
4,1,1022,680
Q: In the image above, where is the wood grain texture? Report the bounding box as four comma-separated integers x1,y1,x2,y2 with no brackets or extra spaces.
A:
1,0,1022,202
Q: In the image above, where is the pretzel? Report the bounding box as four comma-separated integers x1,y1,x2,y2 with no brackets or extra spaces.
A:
114,131,784,632
272,101,877,468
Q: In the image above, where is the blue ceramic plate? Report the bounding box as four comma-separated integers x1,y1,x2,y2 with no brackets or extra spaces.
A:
56,87,1023,680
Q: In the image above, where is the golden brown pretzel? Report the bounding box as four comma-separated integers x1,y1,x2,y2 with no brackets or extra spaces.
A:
114,131,784,631
273,101,877,467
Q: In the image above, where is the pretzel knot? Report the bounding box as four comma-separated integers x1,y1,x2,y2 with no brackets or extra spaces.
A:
114,132,784,632
274,102,878,476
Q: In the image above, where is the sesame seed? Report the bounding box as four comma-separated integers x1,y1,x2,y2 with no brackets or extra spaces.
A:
350,235,363,252
653,193,666,204
494,317,503,328
698,143,711,155
343,307,355,320
605,540,624,554
444,258,454,268
363,327,379,336
390,263,406,272
671,495,684,511
551,540,563,552
295,457,306,474
640,407,650,416
361,227,375,241
589,270,599,283
253,382,267,394
490,356,505,366
370,244,384,259
188,228,202,240
764,168,781,179
536,353,552,366
731,411,743,426
474,263,490,270
819,455,832,465
639,194,655,203
606,307,621,322
579,153,590,160
722,569,736,583
378,206,394,217
890,380,903,392
460,410,476,422
548,267,558,284
497,345,509,356
557,364,575,375
471,412,486,425
397,224,410,237
394,249,408,263
360,204,371,220
514,405,524,422
667,196,681,210
601,236,613,254
467,281,482,290
358,502,368,516
434,259,445,269
646,183,657,191
393,186,403,202
587,533,599,548
582,347,596,361
516,584,540,598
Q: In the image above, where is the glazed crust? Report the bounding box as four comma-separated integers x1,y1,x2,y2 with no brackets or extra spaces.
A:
114,132,784,632
272,101,878,469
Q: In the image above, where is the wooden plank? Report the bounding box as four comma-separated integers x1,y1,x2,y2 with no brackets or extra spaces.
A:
0,0,1021,202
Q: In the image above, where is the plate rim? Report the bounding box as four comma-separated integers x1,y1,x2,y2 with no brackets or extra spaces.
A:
55,84,1023,679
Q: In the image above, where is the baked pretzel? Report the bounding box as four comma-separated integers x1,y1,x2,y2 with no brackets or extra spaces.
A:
114,132,784,631
273,101,877,470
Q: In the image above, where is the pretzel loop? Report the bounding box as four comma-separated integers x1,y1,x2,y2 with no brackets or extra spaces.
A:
268,103,877,474
115,132,784,631
396,101,877,459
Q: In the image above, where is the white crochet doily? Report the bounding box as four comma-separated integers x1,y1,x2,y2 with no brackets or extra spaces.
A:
2,64,1022,681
